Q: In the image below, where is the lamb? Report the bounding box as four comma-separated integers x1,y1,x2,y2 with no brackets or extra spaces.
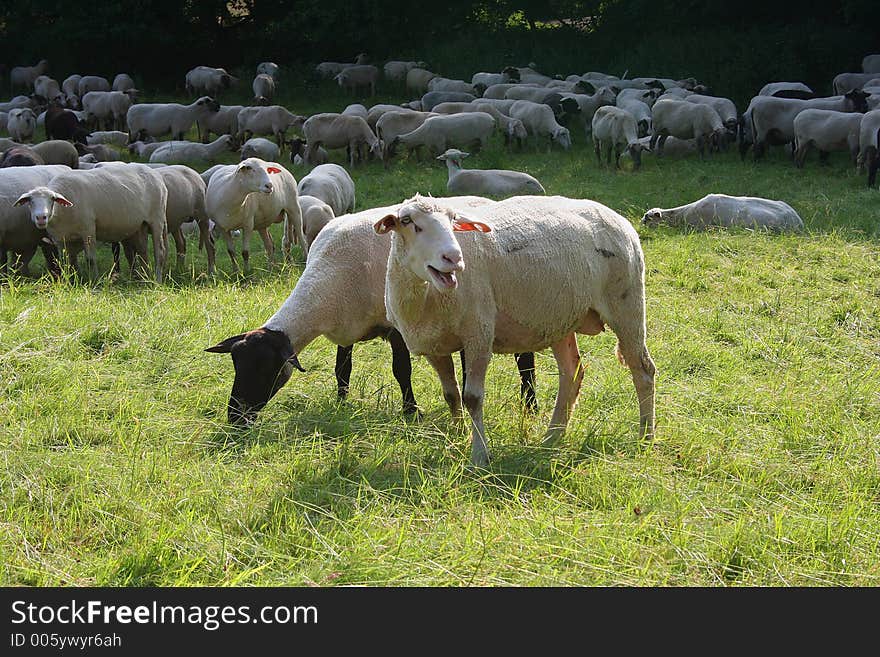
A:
33,76,63,103
205,195,538,424
335,65,380,96
591,105,649,169
286,138,328,167
198,104,243,143
650,98,726,157
87,131,130,148
11,60,49,91
393,113,496,159
127,96,221,142
13,163,169,282
792,108,863,167
427,77,476,95
298,194,336,255
112,74,136,93
437,148,545,197
420,91,477,112
758,82,815,99
0,164,68,276
252,74,275,102
205,157,303,272
642,194,804,232
7,108,36,143
406,68,438,95
375,110,438,164
509,100,572,150
832,72,878,95
82,89,137,131
374,194,655,466
301,113,382,168
240,137,280,162
858,109,880,187
236,105,305,149
185,66,237,98
149,134,237,164
154,164,215,274
256,62,280,80
295,163,356,218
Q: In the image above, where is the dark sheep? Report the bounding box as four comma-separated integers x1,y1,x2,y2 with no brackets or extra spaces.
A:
0,146,45,167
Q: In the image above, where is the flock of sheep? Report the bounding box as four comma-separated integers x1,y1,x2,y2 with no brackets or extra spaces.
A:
1,50,878,465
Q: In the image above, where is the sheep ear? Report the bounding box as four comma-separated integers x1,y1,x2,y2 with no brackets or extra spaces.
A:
204,334,245,353
12,192,31,207
53,193,73,207
452,216,491,233
373,214,398,234
266,166,281,174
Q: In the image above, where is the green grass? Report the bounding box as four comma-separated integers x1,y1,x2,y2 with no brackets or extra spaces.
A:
2,80,880,586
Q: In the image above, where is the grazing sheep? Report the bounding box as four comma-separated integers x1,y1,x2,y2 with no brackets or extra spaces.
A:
472,70,519,92
127,96,221,142
642,194,804,232
33,75,63,103
236,105,304,149
509,100,572,151
205,157,303,272
315,54,368,79
342,103,368,120
7,108,36,142
205,195,537,424
0,147,44,168
393,112,496,160
14,163,169,282
11,60,49,91
432,101,528,145
592,105,649,169
240,137,279,162
252,73,275,102
185,66,237,97
650,98,725,157
154,164,215,274
301,113,381,167
758,82,815,99
437,148,545,197
366,103,411,130
427,77,476,95
614,96,653,138
793,109,863,167
420,91,477,112
481,82,543,100
256,62,280,80
149,134,237,164
298,194,336,255
76,75,111,97
857,109,880,187
406,68,438,95
685,93,739,138
82,89,137,131
198,104,243,143
112,73,136,93
385,60,426,84
375,194,655,466
375,110,438,164
295,163,356,218
86,131,130,148
335,65,380,97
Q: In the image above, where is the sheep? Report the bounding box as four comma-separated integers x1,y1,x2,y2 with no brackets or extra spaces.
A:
509,100,571,151
592,105,649,169
112,73,136,93
127,96,221,142
650,98,726,157
658,87,694,100
431,101,528,145
286,138,328,167
77,75,111,97
406,68,438,95
11,60,49,92
366,103,411,130
512,65,554,86
685,93,739,138
14,163,168,282
128,140,165,159
75,143,125,162
44,101,89,142
636,135,697,158
0,164,69,276
481,82,544,100
205,157,303,272
863,55,880,74
758,81,815,99
240,137,280,162
393,113,496,160
374,194,655,466
792,108,863,168
471,71,516,94
503,85,565,105
204,194,538,424
185,66,237,98
256,62,280,80
335,65,380,97
295,163,356,218
153,164,215,274
384,61,425,84
427,77,476,95
0,96,36,113
87,131,130,148
198,104,243,143
342,103,368,120
614,96,653,138
642,194,804,232
82,90,137,131
298,194,336,255
33,76,62,103
420,91,477,112
252,74,275,102
7,108,36,143
1,140,79,168
832,72,878,95
375,110,438,164
0,147,44,167
149,134,237,164
62,75,81,98
615,87,659,108
236,105,305,149
437,148,545,197
858,109,880,187
315,53,368,79
301,113,382,168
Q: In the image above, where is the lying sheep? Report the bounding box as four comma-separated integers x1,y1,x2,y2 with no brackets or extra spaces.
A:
205,157,303,272
87,130,130,148
14,163,168,282
793,108,863,167
509,100,572,151
298,195,336,256
857,109,880,187
0,96,36,113
375,109,437,164
236,105,304,149
82,90,137,131
301,113,381,168
127,96,220,142
149,134,237,164
592,105,649,169
651,98,725,157
205,195,537,424
437,148,545,197
374,194,655,466
75,143,124,162
636,135,697,158
252,73,275,102
393,112,496,160
240,137,279,162
154,164,215,274
112,73,136,93
335,65,380,97
295,162,355,218
11,60,50,91
7,108,36,142
185,66,237,98
642,194,804,232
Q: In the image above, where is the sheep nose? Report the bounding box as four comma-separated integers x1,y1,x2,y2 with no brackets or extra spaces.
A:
442,252,464,270
261,182,273,193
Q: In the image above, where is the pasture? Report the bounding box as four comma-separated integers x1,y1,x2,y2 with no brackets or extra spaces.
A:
1,74,879,587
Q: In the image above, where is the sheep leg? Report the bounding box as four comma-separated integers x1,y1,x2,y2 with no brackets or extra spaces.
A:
334,344,353,401
110,242,122,279
593,138,601,165
197,217,216,276
425,354,462,420
219,229,239,273
151,220,167,284
460,346,492,467
515,352,538,412
542,333,584,447
172,226,186,271
257,226,275,266
82,234,99,282
389,329,420,418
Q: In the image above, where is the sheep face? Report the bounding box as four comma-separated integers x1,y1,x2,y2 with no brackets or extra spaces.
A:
205,328,304,425
235,158,279,194
553,127,571,150
197,96,221,113
14,186,73,230
641,208,663,227
508,119,528,140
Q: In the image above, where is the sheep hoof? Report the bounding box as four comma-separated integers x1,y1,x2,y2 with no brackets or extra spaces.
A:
542,429,564,447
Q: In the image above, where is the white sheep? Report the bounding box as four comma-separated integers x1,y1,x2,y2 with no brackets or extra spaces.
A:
406,68,438,95
636,135,697,158
342,103,368,120
1,140,79,168
33,75,63,103
375,194,655,466
366,103,411,130
154,164,215,274
198,104,243,143
86,131,130,148
149,134,237,164
236,105,304,149
436,148,545,197
384,61,425,84
76,143,124,162
556,87,617,138
295,163,356,218
857,109,880,187
642,194,804,232
7,108,36,143
185,66,237,97
301,113,382,167
128,140,165,159
650,98,726,157
205,157,303,272
257,62,280,80
792,108,863,167
375,109,437,164
393,112,496,160
11,60,49,91
509,100,572,151
431,101,528,145
427,77,476,95
420,91,477,112
591,105,649,169
298,194,336,256
758,82,814,99
0,96,36,113
127,96,220,141
240,137,280,162
685,93,739,137
314,54,368,79
833,72,879,96
13,163,168,282
252,73,276,102
112,73,136,93
82,90,137,131
77,75,111,97
61,75,81,108
614,96,653,138
335,65,380,96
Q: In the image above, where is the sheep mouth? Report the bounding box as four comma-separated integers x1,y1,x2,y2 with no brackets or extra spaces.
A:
427,265,458,290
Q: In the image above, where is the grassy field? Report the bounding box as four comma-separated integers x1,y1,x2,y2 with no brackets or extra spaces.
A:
1,79,879,586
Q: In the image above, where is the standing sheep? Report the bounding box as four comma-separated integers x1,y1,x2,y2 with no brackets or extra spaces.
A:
154,164,215,274
301,113,382,167
127,96,220,142
240,137,280,162
77,76,111,97
257,62,280,80
857,109,880,187
592,105,649,169
298,194,336,255
11,60,49,92
185,66,237,98
7,108,37,143
112,74,136,93
393,113,496,160
252,74,276,102
236,105,305,150
296,163,356,218
793,108,863,168
651,98,726,158
509,100,572,151
335,65,380,97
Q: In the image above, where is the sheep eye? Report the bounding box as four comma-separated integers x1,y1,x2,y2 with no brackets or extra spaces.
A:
400,217,412,225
